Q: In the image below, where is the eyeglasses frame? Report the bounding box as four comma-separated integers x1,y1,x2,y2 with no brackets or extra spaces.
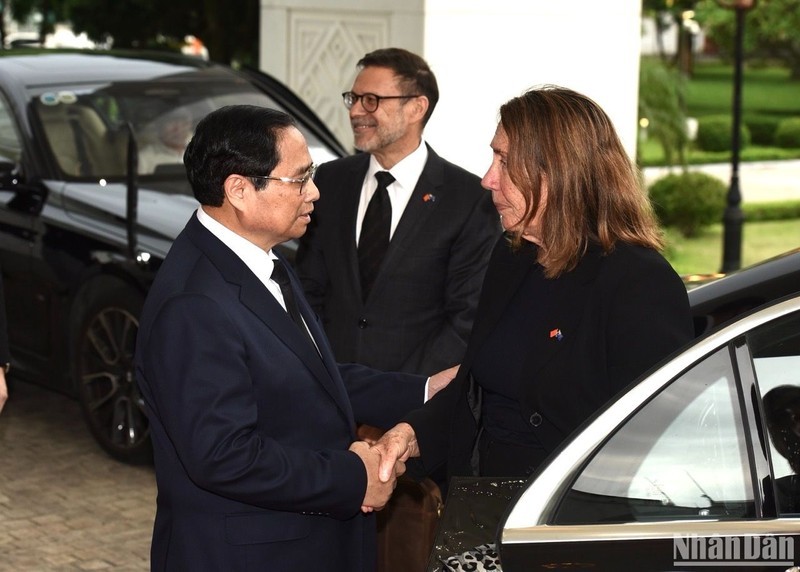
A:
247,163,318,195
341,91,422,113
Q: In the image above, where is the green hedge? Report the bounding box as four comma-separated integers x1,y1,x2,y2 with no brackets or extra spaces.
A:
696,115,751,153
775,117,800,149
742,200,800,221
649,172,727,237
744,114,781,146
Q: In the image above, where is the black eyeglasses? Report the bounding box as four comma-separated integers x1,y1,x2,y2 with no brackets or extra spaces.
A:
247,164,317,195
342,91,421,113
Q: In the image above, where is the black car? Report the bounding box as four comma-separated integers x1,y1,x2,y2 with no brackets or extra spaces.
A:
0,50,346,463
687,247,800,336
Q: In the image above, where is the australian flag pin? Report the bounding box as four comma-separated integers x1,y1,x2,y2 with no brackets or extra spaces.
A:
422,193,436,203
549,328,564,341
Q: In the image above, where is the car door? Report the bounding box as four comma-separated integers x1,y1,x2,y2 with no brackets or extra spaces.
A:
498,297,800,572
0,89,49,376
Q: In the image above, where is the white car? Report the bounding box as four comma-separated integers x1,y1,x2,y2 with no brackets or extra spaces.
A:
494,292,800,570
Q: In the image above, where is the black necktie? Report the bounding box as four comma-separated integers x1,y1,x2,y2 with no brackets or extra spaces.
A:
358,171,394,300
271,259,316,348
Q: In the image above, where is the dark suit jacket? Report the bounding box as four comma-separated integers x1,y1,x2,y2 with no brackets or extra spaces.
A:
135,213,425,572
405,236,695,479
295,145,500,375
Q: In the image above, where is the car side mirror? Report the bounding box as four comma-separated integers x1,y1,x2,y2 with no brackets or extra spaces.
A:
0,155,45,214
0,155,19,188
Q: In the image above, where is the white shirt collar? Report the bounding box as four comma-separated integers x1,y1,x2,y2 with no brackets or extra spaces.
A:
195,207,319,351
195,206,277,290
366,140,429,191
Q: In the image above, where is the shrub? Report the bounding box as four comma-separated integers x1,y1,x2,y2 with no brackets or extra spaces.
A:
649,171,727,237
743,200,800,222
695,115,751,152
775,117,800,149
744,114,780,146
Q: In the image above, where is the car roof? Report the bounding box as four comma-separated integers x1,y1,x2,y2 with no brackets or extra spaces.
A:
0,50,216,87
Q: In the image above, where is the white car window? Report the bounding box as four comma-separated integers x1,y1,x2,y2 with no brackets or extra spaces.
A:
554,346,754,524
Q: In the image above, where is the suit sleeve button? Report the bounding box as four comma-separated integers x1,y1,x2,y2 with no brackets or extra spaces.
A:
358,318,368,329
529,412,543,427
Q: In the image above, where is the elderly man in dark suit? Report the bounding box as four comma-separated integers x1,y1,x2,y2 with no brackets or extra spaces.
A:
295,48,499,376
135,105,456,572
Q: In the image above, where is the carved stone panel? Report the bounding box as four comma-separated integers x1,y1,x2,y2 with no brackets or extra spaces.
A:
290,12,389,152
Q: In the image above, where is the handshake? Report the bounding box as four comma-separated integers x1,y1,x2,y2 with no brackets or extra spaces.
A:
349,364,459,512
349,422,419,512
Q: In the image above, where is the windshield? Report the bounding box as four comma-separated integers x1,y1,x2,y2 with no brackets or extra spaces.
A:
29,69,339,183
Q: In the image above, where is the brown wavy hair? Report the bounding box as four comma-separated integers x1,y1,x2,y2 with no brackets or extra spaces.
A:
500,86,663,278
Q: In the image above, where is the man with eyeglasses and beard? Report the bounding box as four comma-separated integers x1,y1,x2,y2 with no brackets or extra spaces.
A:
296,47,498,380
295,47,499,572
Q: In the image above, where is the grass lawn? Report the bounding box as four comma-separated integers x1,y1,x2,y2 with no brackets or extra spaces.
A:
641,59,800,276
639,59,800,167
686,62,800,118
663,218,800,276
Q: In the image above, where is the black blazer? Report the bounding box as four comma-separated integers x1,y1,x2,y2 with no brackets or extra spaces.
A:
405,236,695,479
295,145,500,375
135,213,426,571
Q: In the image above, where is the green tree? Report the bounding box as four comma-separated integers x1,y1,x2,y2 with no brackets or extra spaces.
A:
7,0,70,42
5,0,260,66
695,0,800,79
642,0,701,76
639,58,690,167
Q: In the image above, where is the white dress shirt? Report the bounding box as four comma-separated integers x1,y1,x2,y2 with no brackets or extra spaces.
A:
355,140,429,245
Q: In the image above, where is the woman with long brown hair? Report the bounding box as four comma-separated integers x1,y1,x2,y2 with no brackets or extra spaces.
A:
375,85,693,483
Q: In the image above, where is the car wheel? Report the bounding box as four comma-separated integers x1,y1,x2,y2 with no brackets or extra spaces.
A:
73,277,152,464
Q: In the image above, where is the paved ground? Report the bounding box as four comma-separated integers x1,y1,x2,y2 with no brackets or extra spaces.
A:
0,379,155,571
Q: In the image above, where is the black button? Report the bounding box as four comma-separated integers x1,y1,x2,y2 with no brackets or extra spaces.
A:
358,318,368,329
529,412,543,427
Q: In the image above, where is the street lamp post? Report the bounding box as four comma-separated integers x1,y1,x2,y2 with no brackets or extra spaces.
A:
716,0,757,273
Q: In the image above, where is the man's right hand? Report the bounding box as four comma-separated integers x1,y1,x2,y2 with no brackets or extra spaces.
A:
370,422,419,483
349,441,404,512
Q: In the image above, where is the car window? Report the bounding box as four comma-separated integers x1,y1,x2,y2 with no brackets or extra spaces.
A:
749,310,800,516
553,346,754,524
29,73,337,181
0,92,22,163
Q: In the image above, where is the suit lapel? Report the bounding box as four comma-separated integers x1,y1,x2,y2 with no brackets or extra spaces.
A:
185,215,355,419
239,272,355,418
386,146,443,255
462,236,536,367
368,146,444,298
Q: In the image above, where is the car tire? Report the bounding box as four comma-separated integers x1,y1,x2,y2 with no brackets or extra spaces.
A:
72,276,152,465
